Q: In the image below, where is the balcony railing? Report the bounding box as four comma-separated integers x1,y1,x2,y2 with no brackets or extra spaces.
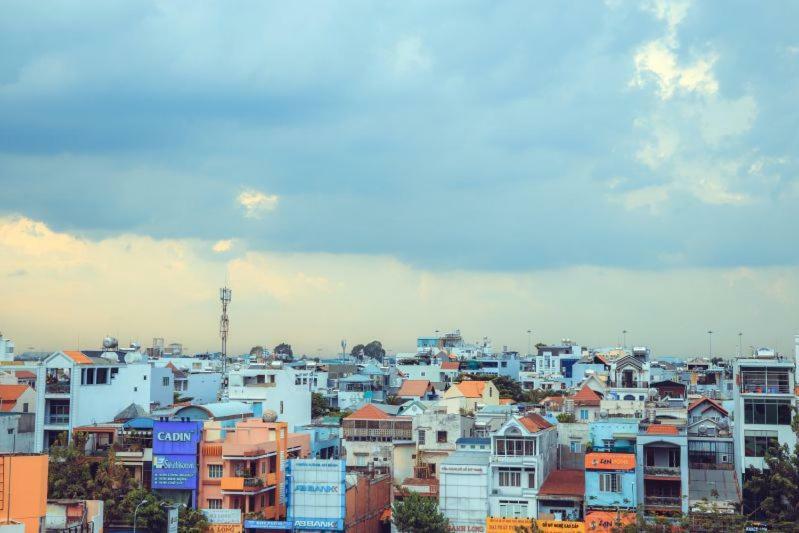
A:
46,382,71,394
645,496,681,507
46,414,70,425
740,383,791,394
644,466,681,477
221,476,265,491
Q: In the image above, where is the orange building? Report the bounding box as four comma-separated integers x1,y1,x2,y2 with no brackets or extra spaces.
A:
0,454,48,532
199,418,309,519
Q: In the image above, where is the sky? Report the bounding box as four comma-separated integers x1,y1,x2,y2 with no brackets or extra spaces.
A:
1,1,798,357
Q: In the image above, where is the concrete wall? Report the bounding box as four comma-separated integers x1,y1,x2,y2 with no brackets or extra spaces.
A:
187,372,222,404
344,475,390,533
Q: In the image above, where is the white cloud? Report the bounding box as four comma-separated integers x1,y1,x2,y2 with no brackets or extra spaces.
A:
212,239,233,253
238,189,278,218
614,185,671,213
631,41,718,100
390,36,432,76
695,95,758,146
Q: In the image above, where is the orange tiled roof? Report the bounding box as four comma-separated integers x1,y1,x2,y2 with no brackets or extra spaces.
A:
687,396,728,416
0,384,30,411
454,381,487,398
345,403,391,420
499,398,516,405
646,424,679,435
539,469,585,497
585,452,636,471
519,412,553,433
63,350,93,364
397,380,432,398
15,371,36,379
573,385,602,406
441,361,460,370
544,395,565,405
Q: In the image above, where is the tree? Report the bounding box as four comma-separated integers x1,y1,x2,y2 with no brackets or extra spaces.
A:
392,493,449,533
743,409,799,527
178,506,210,533
491,376,525,402
363,340,386,362
249,345,265,358
48,432,91,500
556,413,576,423
385,395,405,406
273,343,293,361
312,392,330,418
350,344,365,360
120,488,208,533
90,448,137,524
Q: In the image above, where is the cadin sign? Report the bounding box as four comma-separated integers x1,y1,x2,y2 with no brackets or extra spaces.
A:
152,421,202,490
287,459,346,531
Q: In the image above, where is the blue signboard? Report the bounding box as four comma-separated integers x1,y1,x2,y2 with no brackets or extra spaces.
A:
152,421,201,491
152,454,198,489
287,459,346,531
244,520,294,530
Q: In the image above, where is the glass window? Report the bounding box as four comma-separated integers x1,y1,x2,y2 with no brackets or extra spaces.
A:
744,399,793,425
208,499,222,509
418,430,426,445
744,436,779,457
580,409,589,420
498,468,521,487
599,473,620,492
208,464,223,478
162,377,170,387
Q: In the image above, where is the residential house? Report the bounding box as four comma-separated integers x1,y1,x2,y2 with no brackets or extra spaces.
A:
537,469,585,521
227,365,311,430
396,379,437,401
442,380,500,415
413,404,474,477
636,424,689,516
0,385,35,414
341,404,414,483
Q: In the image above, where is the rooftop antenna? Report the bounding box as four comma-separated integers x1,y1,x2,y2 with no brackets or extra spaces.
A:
220,285,232,378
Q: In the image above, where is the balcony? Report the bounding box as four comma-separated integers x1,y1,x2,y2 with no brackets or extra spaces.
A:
644,466,681,479
645,496,681,508
740,383,791,394
221,476,266,492
46,382,71,395
46,414,70,425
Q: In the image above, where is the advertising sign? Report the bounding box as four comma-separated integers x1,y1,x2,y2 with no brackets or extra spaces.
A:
209,525,243,533
486,518,584,533
152,420,201,491
203,509,242,525
584,512,635,532
244,520,293,530
287,459,346,531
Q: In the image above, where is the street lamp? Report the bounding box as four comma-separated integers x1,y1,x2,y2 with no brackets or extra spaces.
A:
133,499,147,533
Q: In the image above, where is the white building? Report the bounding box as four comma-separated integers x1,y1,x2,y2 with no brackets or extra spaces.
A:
35,350,169,451
413,405,474,477
488,412,558,519
0,334,14,363
227,364,311,431
439,451,490,533
732,339,798,478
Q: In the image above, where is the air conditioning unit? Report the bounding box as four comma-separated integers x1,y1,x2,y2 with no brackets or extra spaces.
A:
492,489,500,495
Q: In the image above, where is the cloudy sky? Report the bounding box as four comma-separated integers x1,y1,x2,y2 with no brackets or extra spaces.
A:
1,1,798,356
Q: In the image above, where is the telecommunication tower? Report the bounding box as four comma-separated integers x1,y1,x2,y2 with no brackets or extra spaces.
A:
220,286,232,376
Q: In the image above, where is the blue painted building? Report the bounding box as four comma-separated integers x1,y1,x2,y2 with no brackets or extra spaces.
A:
584,451,638,510
589,419,639,453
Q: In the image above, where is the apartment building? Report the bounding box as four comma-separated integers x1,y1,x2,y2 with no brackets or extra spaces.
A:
227,365,311,431
636,424,689,515
341,404,414,483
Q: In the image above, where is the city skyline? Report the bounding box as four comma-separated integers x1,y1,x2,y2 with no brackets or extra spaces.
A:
1,1,798,355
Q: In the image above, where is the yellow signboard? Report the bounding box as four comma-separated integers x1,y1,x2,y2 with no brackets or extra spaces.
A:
486,517,584,533
208,524,242,533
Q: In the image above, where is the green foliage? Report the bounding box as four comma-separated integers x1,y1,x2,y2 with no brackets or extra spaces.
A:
490,375,525,402
312,392,330,418
556,412,576,423
249,345,264,357
273,343,293,359
178,506,211,533
174,391,194,403
350,344,365,359
363,340,386,362
392,493,449,533
385,395,405,405
120,487,209,533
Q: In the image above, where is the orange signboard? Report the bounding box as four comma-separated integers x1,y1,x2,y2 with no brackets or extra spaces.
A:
209,525,242,533
486,517,584,533
584,511,635,532
584,452,636,471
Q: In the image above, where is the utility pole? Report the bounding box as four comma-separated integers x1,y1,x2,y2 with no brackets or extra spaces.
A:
738,332,743,357
527,330,532,356
707,330,713,358
622,330,627,349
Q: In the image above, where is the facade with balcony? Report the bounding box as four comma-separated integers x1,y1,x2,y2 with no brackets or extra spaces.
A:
636,424,689,515
486,412,557,519
227,366,312,431
198,418,310,517
341,404,414,482
732,355,797,479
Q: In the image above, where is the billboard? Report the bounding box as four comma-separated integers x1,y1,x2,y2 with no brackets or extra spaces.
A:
486,518,584,533
152,420,201,491
287,459,346,531
203,509,242,525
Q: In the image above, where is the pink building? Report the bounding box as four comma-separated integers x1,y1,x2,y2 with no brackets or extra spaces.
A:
199,418,310,519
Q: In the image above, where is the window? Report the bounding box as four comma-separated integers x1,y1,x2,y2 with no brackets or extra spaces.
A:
261,461,266,474
745,435,779,457
580,409,589,420
143,375,147,381
22,403,28,413
498,500,526,518
744,398,793,425
569,440,581,453
85,368,95,385
208,464,223,478
437,431,447,443
527,471,535,488
498,468,521,487
162,377,170,387
208,499,222,509
280,401,284,414
96,368,108,384
418,430,426,445
599,473,620,492
495,438,535,456
260,494,266,507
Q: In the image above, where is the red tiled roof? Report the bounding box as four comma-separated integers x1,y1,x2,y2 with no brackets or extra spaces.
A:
646,424,679,435
519,412,553,433
441,361,460,370
544,395,565,405
499,398,516,405
687,396,728,416
453,381,487,398
0,385,30,411
63,350,93,364
573,385,601,406
539,469,585,497
345,403,391,420
15,371,36,379
397,380,432,398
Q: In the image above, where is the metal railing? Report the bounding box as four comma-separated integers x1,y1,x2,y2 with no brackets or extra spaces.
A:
46,382,71,394
645,496,681,507
644,466,681,477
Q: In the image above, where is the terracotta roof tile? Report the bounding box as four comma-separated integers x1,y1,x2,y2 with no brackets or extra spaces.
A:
63,350,94,364
397,380,432,398
15,371,36,379
519,412,553,433
687,396,728,416
441,361,460,370
345,403,391,420
499,399,516,405
454,381,487,398
538,469,585,497
646,424,679,435
0,384,30,411
573,385,602,406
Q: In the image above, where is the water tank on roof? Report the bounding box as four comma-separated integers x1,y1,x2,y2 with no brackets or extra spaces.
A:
103,336,119,350
262,410,278,422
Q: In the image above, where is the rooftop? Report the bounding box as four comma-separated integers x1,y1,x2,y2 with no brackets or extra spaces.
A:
538,469,585,497
397,379,432,398
518,412,553,433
